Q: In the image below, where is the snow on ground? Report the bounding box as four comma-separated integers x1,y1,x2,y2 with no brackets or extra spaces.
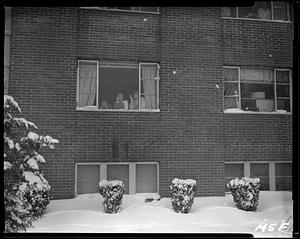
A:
27,191,293,237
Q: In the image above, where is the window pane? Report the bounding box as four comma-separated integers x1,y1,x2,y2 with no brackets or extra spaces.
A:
239,1,271,20
140,7,158,12
241,83,275,112
276,177,292,190
77,165,100,194
240,68,273,83
250,163,269,190
99,63,138,110
224,83,238,96
273,1,289,21
107,164,129,194
136,164,158,193
277,99,290,112
223,68,238,82
225,164,244,192
224,97,239,109
221,7,237,17
78,62,97,107
140,64,159,110
276,85,290,97
275,163,292,176
276,70,290,83
225,164,244,177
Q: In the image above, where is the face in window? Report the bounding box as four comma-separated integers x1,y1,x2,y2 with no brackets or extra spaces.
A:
116,93,124,102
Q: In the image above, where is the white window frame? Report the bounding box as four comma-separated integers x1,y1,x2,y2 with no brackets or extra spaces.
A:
223,66,292,114
76,60,160,112
221,1,292,23
79,7,160,14
224,161,292,194
76,60,99,110
75,162,159,196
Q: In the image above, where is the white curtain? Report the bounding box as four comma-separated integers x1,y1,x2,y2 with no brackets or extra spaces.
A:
78,63,97,107
141,65,157,109
240,68,273,83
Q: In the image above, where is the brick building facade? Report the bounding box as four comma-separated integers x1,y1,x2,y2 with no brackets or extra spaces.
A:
6,4,293,199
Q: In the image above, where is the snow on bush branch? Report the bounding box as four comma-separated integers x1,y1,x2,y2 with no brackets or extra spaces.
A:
4,95,58,232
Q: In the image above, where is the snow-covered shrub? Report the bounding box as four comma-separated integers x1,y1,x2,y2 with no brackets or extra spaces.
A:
4,95,58,232
227,177,260,211
170,178,197,213
99,180,125,213
20,171,51,217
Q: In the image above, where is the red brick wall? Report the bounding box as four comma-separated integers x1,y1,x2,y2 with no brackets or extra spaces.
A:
8,7,293,199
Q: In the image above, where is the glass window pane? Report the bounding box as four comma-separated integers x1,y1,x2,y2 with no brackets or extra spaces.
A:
239,1,271,20
140,7,158,12
224,97,239,109
78,62,97,107
276,177,292,190
277,99,290,112
241,83,275,112
107,164,129,194
240,68,273,83
221,7,237,17
275,163,292,176
77,165,100,194
223,68,238,82
136,164,158,193
99,63,138,110
273,1,289,21
276,71,290,83
250,163,269,190
224,83,238,96
225,164,244,177
241,99,259,111
276,85,290,97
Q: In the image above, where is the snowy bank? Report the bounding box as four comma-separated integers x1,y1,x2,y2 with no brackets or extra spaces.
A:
27,191,293,237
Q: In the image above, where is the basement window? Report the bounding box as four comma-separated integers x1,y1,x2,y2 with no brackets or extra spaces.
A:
223,66,292,114
221,1,291,22
224,162,292,192
77,60,160,112
75,162,159,195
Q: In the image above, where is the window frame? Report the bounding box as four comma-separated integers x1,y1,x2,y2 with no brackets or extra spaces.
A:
224,161,292,194
223,66,292,114
79,7,160,14
221,1,292,23
76,60,160,112
74,162,159,196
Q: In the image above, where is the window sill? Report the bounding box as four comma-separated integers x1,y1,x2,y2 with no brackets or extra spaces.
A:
76,107,160,112
79,7,160,15
224,109,292,115
221,16,292,24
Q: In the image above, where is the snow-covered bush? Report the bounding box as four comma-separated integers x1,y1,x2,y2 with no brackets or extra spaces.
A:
99,180,125,213
20,171,51,217
227,177,260,211
170,178,197,213
4,95,58,232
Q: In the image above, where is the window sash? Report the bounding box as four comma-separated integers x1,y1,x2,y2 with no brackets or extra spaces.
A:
223,66,292,113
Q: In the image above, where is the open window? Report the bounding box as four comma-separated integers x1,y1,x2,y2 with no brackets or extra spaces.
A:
77,60,159,111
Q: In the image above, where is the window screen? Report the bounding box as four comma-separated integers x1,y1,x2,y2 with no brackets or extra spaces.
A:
250,163,269,190
275,163,292,191
136,164,158,193
107,164,129,194
77,165,100,194
225,163,244,192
